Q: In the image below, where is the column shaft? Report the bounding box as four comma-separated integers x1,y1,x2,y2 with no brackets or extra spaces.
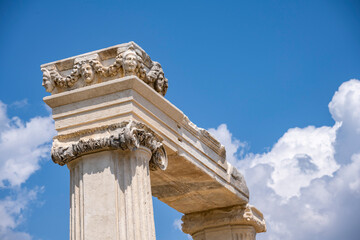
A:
68,147,155,240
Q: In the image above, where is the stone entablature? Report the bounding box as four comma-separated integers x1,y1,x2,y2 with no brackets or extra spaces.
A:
52,120,167,171
41,41,168,96
44,75,250,212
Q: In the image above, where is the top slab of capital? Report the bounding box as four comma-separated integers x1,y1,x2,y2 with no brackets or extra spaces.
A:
41,41,168,97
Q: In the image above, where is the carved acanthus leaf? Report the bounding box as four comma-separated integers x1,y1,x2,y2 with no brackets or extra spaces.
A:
51,120,168,171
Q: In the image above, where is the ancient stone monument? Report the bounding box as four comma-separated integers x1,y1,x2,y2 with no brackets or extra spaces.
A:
42,42,266,240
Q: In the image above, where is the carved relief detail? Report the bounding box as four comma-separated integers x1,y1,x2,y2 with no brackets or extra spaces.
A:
228,164,250,197
182,116,226,159
51,120,168,171
181,204,266,235
42,42,168,96
145,61,168,96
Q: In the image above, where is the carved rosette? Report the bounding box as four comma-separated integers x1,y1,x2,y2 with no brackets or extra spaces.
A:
181,204,266,235
51,120,168,171
41,42,168,96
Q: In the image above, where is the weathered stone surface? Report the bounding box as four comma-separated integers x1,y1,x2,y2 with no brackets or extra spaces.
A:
68,148,156,240
42,42,265,240
191,226,256,240
182,204,266,240
41,41,168,96
51,120,167,171
44,75,250,212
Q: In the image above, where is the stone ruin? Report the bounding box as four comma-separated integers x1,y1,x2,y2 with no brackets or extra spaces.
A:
42,41,266,240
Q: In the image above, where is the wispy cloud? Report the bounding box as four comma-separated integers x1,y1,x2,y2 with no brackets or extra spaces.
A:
9,99,28,109
173,218,182,231
173,218,192,239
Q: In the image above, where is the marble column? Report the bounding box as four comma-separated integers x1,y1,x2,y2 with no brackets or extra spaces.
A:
51,121,168,240
182,205,266,240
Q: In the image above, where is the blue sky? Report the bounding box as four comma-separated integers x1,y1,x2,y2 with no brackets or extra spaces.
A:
0,0,360,239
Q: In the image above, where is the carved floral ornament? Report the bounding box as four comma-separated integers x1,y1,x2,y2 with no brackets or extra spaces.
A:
41,43,168,96
51,120,168,171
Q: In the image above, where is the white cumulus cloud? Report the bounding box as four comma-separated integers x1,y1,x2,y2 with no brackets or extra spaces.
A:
0,101,55,239
0,103,55,187
0,187,43,240
207,79,360,240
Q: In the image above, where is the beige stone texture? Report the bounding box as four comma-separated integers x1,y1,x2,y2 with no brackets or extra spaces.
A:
41,42,168,96
192,226,256,240
182,205,266,240
68,148,155,240
42,42,266,240
44,76,249,213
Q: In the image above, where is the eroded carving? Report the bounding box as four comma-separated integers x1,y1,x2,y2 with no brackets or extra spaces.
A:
41,42,168,96
80,62,95,84
48,62,81,88
42,68,55,93
146,62,168,96
228,163,250,197
90,55,122,77
51,120,167,170
181,204,266,235
121,47,144,77
182,115,226,160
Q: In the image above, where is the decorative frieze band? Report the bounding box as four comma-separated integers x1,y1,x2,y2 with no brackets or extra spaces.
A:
41,42,168,96
181,204,266,235
51,120,168,171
